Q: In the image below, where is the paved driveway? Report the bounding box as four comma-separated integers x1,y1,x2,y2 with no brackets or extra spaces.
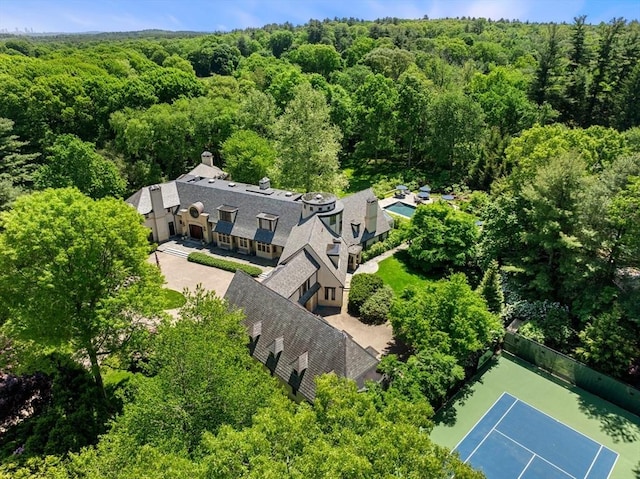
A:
317,293,394,358
150,251,235,297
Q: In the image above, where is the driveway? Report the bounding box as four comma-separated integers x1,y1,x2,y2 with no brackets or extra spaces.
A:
150,251,234,297
317,293,394,358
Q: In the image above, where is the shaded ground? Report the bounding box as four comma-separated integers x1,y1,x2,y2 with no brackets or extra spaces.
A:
431,353,640,479
317,294,394,359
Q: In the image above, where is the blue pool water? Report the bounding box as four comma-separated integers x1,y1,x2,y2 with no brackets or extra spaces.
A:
384,201,416,218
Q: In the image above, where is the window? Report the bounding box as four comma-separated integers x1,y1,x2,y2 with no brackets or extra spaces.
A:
257,242,271,253
299,277,311,297
258,218,274,231
217,205,238,223
238,238,249,249
257,213,278,231
324,287,336,301
218,233,231,244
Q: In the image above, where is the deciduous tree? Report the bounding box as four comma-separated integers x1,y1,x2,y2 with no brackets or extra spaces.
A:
221,130,276,185
0,188,164,400
35,134,126,199
272,83,346,193
407,201,479,274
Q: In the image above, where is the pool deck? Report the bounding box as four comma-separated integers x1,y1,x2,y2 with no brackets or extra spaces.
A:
379,194,432,209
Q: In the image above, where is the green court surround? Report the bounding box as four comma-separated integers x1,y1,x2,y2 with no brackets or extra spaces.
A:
431,353,640,479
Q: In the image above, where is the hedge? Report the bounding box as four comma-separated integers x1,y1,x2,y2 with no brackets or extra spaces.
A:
361,219,412,262
187,252,263,277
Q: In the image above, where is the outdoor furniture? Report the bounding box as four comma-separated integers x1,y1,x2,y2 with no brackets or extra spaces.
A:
395,184,409,198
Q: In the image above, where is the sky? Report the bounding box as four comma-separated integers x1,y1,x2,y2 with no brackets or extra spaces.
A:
0,0,638,34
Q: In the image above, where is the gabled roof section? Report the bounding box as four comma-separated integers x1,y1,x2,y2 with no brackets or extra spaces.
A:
126,181,179,215
184,162,227,179
224,271,380,402
340,188,393,246
175,177,303,247
262,250,320,299
280,216,348,286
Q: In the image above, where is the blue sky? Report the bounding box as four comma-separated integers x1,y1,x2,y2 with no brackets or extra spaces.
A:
0,0,638,34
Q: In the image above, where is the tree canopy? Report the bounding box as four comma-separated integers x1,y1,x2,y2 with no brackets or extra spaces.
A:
0,188,164,399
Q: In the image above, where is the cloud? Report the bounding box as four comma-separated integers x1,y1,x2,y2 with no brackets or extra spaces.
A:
167,15,184,28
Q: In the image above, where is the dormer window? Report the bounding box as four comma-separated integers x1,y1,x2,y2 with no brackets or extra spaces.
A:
251,321,262,340
351,220,360,237
257,212,278,231
271,336,284,356
217,205,238,223
294,352,308,374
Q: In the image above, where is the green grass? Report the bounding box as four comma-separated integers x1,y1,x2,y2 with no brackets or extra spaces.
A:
431,353,640,479
375,251,433,294
160,288,186,309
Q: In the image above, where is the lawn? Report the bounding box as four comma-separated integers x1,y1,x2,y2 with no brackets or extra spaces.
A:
375,251,433,294
160,288,186,309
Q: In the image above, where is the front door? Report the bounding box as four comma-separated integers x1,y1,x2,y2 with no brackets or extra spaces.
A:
189,224,203,240
168,221,175,236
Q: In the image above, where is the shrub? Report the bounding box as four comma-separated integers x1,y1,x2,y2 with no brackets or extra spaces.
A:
187,252,263,277
361,220,412,262
360,285,394,324
504,299,573,351
348,273,383,316
518,321,545,343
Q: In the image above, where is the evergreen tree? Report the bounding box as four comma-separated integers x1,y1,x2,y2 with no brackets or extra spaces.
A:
478,260,505,315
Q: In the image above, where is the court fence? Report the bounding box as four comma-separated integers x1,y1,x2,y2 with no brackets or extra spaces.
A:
503,330,640,416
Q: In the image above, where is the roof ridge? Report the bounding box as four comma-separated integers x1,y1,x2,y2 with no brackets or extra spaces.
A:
232,270,334,328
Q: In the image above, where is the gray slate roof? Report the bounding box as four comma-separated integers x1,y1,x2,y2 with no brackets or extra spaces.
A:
262,249,320,299
279,216,348,286
175,176,303,247
224,271,381,402
340,188,393,246
126,182,180,215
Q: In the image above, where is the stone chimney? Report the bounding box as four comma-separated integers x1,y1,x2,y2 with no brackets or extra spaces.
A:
259,177,271,190
365,196,378,233
148,184,169,242
201,150,214,167
149,184,164,215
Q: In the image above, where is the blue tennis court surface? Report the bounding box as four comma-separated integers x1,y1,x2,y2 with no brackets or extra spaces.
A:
454,393,618,479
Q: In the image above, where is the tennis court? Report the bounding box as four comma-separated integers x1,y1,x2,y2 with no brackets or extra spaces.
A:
455,392,618,479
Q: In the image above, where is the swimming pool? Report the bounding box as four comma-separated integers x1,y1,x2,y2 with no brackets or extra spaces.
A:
384,201,416,218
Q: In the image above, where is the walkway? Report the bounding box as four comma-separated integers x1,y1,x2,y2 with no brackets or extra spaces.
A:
351,243,408,277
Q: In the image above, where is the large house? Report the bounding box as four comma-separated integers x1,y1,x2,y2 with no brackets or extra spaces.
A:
127,152,392,401
127,152,393,310
224,271,381,402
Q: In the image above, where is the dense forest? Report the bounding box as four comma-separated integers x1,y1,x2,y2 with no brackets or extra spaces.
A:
0,14,639,478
